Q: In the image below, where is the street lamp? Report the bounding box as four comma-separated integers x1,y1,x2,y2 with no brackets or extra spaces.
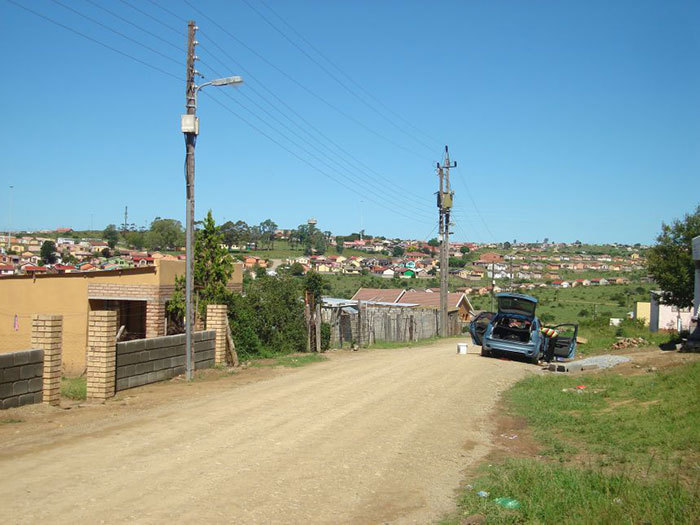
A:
181,25,243,381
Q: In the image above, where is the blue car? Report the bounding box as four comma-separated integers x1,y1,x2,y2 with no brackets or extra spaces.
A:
469,293,577,364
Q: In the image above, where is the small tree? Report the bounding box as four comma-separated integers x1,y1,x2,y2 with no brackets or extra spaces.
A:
146,218,185,251
646,205,699,308
40,241,57,265
61,250,78,264
392,246,405,257
289,262,305,276
304,271,328,304
168,210,234,320
101,247,111,258
103,224,119,249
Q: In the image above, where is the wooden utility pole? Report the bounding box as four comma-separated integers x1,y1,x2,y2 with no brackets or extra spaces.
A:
437,146,456,337
183,20,198,381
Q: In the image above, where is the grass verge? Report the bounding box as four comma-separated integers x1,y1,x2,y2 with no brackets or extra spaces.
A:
60,377,87,400
443,361,700,524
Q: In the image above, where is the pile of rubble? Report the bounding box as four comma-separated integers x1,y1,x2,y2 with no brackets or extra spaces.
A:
611,337,649,350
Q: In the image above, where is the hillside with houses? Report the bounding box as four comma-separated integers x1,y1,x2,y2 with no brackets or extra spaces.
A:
0,227,646,294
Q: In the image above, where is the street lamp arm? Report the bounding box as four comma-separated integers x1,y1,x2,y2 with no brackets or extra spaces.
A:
192,75,243,109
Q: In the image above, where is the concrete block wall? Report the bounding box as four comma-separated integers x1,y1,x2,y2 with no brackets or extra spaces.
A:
0,350,44,409
115,330,215,391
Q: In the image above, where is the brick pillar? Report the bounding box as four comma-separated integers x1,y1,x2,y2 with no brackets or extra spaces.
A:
86,311,117,401
145,300,166,338
206,304,228,365
31,314,63,406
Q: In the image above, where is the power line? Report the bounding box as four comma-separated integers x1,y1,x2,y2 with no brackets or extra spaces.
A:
118,0,182,36
454,169,497,242
181,0,432,162
143,0,185,27
202,90,426,224
205,83,435,222
240,0,437,154
9,0,436,225
5,0,182,82
197,37,436,211
256,0,444,151
196,55,436,218
83,0,182,54
48,0,181,67
122,0,439,210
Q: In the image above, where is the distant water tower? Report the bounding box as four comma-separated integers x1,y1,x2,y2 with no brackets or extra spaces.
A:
307,217,317,227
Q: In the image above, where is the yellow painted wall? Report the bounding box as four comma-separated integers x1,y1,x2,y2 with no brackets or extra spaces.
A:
635,301,651,326
0,260,184,375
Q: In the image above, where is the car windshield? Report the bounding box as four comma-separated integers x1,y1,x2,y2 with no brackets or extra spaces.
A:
498,296,536,316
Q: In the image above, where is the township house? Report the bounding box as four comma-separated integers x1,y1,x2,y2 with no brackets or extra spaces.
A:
351,287,473,321
0,260,243,375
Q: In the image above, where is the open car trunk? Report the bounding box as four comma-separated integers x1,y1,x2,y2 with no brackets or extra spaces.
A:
491,316,533,343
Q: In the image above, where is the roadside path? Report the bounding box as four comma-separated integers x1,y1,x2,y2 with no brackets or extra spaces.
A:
0,340,533,524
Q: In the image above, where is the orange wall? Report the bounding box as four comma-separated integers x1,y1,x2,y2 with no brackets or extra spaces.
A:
0,261,184,375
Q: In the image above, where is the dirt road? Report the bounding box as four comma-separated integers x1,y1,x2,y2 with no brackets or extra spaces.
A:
0,340,534,524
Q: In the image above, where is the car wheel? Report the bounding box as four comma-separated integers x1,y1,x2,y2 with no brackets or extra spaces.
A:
529,352,540,365
481,347,491,358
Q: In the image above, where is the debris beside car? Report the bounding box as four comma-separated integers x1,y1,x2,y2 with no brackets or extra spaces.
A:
610,337,649,350
548,354,631,372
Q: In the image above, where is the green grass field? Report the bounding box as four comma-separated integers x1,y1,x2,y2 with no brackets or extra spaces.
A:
443,362,700,524
468,282,652,323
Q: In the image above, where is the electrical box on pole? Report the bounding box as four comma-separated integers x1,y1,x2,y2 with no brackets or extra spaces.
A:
180,114,199,135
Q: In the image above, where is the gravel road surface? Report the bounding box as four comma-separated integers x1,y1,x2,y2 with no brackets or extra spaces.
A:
0,340,533,524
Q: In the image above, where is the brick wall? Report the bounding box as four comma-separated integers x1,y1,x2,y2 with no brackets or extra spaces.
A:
145,301,166,338
0,350,44,409
115,330,215,392
31,314,63,406
206,304,228,365
87,283,161,301
86,311,118,401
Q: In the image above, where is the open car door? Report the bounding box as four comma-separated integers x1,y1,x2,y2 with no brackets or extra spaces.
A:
469,312,495,346
549,323,578,359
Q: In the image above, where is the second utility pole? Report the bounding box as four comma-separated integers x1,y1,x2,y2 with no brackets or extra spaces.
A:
437,146,456,337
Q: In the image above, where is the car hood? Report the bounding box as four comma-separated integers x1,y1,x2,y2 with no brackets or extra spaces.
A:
496,293,537,319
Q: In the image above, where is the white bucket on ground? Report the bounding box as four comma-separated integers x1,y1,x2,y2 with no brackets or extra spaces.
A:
457,343,468,355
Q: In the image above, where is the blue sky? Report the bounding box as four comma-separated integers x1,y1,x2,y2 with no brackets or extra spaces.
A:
1,0,698,244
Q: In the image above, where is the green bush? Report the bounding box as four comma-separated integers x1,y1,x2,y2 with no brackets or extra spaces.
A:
225,274,306,358
320,322,331,351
